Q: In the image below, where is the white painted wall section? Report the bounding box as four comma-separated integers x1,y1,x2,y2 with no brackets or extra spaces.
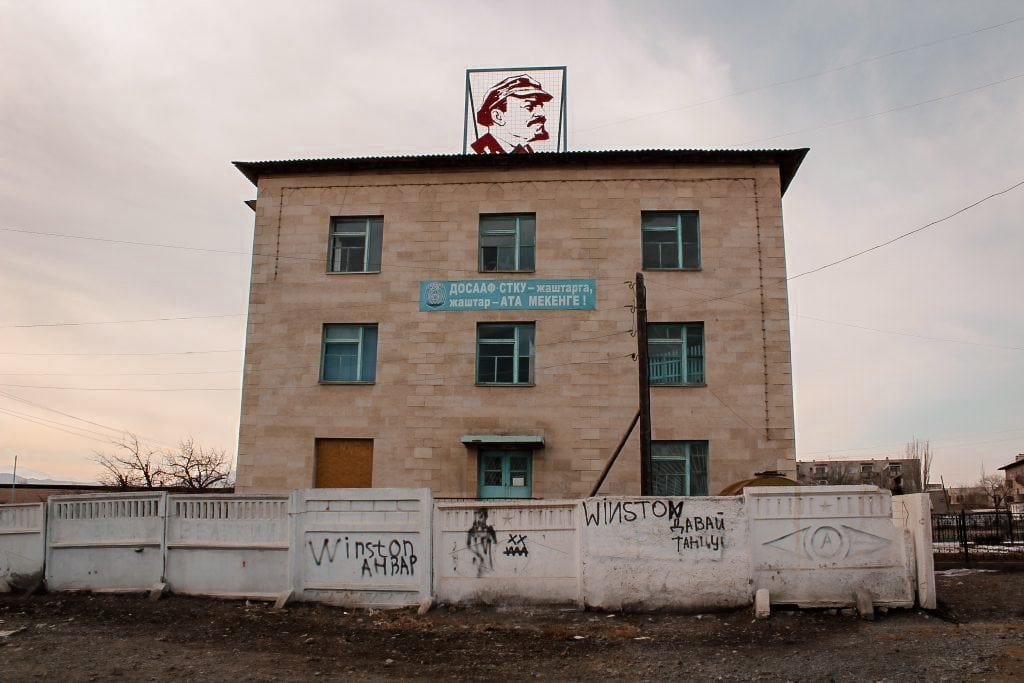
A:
746,486,915,608
891,493,936,609
0,503,45,589
580,496,752,611
290,488,432,608
165,494,290,599
434,500,578,604
46,493,167,592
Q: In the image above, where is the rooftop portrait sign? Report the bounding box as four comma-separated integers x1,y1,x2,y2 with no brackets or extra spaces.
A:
420,279,595,311
463,66,567,155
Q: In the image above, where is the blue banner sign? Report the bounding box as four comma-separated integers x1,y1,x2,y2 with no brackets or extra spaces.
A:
419,279,596,311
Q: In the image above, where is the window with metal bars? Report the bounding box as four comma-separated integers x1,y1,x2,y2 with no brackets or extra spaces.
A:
328,217,383,273
651,440,709,496
479,214,536,272
647,322,704,385
478,450,532,498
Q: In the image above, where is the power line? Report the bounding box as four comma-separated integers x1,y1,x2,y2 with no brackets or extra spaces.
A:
647,177,1024,307
0,227,251,257
0,407,113,444
644,279,1024,354
735,71,1024,146
0,389,173,449
1,313,246,329
0,383,240,392
0,349,243,357
0,369,242,377
786,178,1024,283
800,427,1024,458
0,406,115,442
795,314,1024,352
573,15,1024,136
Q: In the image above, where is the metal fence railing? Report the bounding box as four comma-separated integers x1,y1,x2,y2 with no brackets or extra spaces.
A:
932,511,1024,566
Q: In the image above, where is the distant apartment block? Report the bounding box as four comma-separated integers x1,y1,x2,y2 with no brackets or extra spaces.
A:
796,458,922,495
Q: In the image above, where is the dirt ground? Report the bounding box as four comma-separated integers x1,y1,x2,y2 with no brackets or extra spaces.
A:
1,570,1022,682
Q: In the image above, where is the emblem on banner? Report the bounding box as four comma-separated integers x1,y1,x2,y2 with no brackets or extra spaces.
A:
425,281,446,307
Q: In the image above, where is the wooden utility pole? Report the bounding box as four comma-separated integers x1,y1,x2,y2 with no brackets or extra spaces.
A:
10,453,17,504
635,272,652,494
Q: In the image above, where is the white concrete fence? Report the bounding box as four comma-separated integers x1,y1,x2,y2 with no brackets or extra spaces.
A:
0,486,936,611
0,503,45,590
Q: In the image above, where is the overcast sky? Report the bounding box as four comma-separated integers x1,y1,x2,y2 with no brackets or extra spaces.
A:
1,0,1021,486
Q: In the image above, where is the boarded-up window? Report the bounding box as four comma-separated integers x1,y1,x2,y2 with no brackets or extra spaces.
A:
315,438,373,488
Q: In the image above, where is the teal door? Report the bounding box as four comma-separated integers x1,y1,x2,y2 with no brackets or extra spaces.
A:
478,450,532,499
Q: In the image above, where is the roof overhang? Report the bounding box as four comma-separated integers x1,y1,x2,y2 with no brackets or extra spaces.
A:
461,435,546,450
233,148,809,196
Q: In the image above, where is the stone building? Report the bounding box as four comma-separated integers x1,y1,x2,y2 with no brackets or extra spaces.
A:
796,458,923,494
233,149,806,497
997,454,1024,513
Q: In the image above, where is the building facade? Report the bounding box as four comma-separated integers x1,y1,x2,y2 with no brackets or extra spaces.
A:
233,150,805,498
998,454,1024,513
796,458,923,495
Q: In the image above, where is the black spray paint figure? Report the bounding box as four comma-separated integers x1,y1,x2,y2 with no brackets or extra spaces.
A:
466,508,497,576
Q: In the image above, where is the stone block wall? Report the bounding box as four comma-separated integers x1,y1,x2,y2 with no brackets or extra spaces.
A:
236,161,796,497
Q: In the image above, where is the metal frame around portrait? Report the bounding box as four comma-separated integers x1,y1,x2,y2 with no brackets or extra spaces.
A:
463,65,568,154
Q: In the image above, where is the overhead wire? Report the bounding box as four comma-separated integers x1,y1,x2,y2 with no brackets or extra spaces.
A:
572,15,1024,136
735,72,1024,146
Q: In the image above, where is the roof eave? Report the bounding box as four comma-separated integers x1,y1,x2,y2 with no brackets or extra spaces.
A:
233,148,810,196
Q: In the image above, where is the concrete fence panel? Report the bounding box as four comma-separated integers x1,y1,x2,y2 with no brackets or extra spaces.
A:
746,486,915,607
580,496,752,611
165,494,290,599
290,488,432,608
434,500,579,605
0,503,46,589
891,492,936,609
46,492,167,592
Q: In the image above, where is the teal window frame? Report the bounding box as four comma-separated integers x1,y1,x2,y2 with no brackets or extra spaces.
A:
478,449,533,498
641,211,700,270
476,323,535,385
328,216,383,273
651,440,709,496
648,322,704,385
479,214,536,273
320,324,378,383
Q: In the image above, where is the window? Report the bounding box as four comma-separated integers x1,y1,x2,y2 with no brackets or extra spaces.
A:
816,479,829,486
476,323,535,385
479,214,535,272
861,464,874,477
888,463,902,475
320,324,377,383
813,465,827,477
478,450,532,498
328,217,383,273
651,441,708,496
648,323,704,385
641,211,700,270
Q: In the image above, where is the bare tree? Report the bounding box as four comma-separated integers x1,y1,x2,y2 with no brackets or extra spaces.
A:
164,437,232,490
978,472,1010,511
906,437,932,487
93,432,168,488
825,462,857,485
